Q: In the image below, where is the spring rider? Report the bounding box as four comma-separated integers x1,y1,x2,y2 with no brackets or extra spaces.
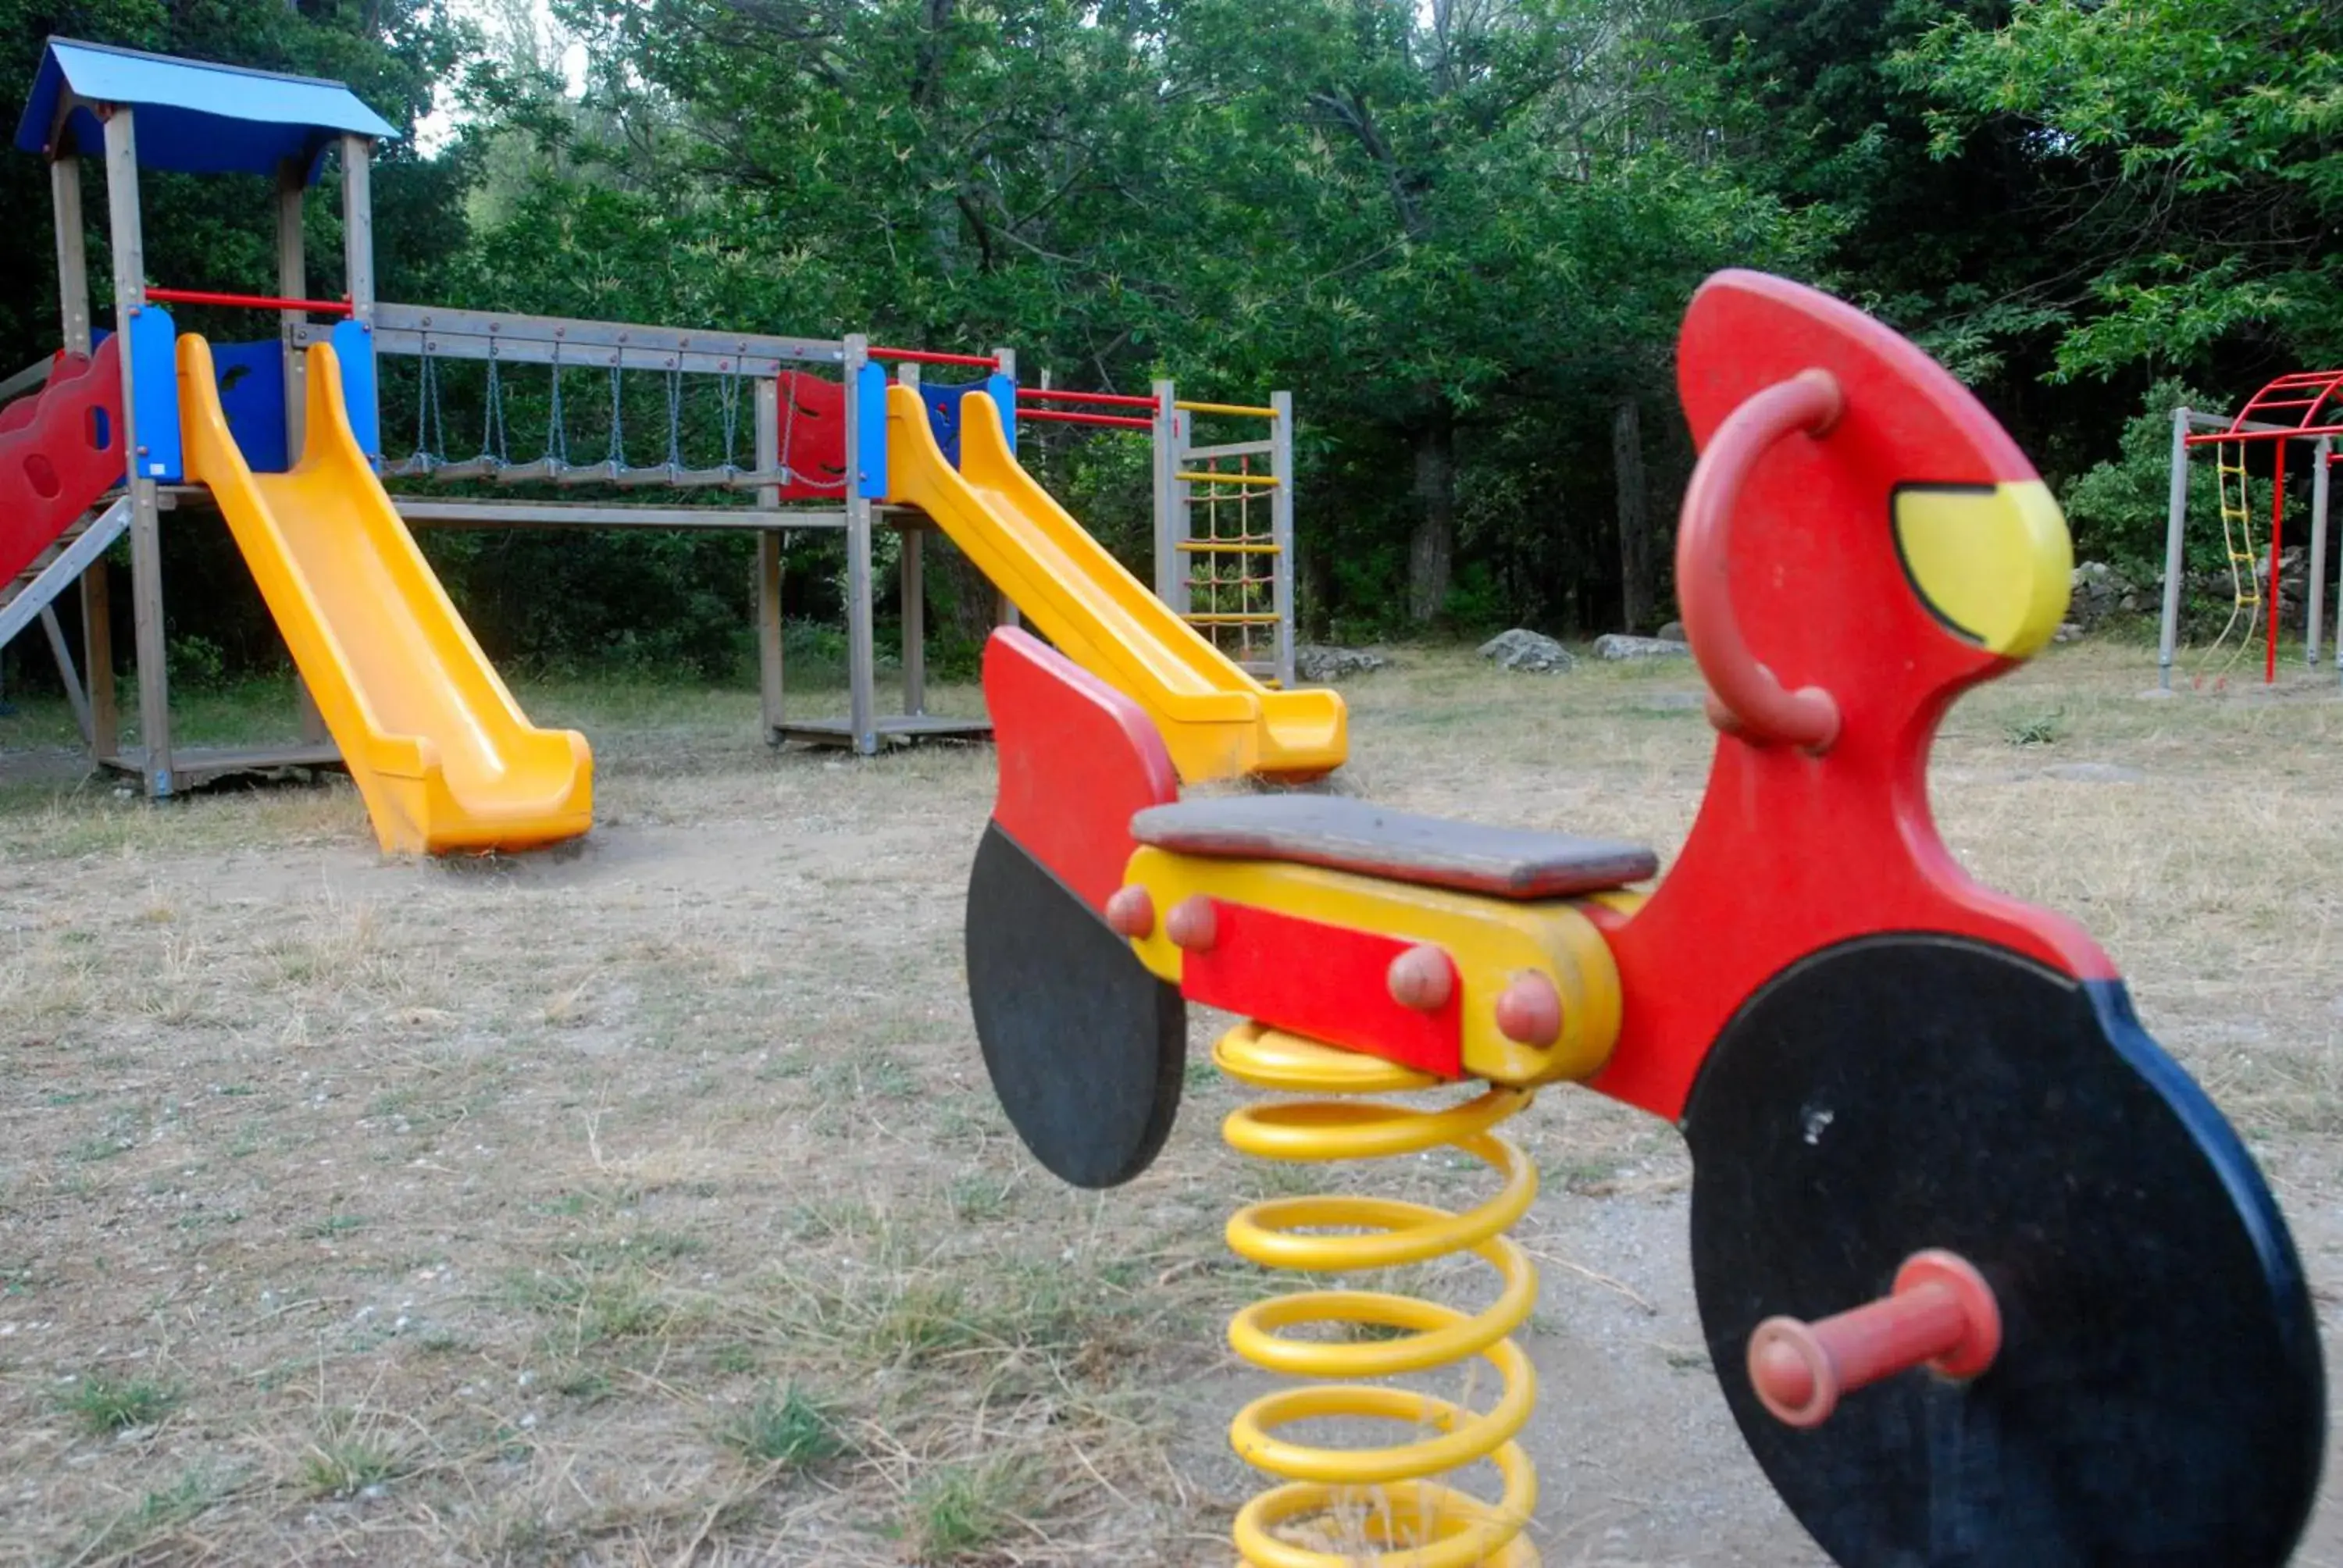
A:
959,271,2327,1566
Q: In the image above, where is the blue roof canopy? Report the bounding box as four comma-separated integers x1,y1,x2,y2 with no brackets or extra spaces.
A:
13,38,398,181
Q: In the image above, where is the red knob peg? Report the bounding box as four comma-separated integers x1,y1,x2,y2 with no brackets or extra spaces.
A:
1386,944,1455,1012
1493,973,1563,1046
1164,896,1218,952
1746,1249,2001,1428
1103,886,1155,939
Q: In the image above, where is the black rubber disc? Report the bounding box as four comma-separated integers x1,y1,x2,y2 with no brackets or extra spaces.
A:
964,821,1186,1188
1682,934,2323,1568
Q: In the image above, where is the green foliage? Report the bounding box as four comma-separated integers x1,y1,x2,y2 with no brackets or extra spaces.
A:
2059,380,2212,581
1902,0,2343,381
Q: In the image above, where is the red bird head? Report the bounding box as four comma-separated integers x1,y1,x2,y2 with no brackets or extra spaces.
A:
1674,270,2071,744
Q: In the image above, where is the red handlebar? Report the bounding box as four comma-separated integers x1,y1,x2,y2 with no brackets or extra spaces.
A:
1677,368,1844,753
1746,1249,2001,1428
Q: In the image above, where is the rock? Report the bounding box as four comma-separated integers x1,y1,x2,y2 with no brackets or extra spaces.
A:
2066,561,2142,633
1656,620,1685,643
1594,633,1690,661
2044,762,2145,784
2052,622,2084,643
1477,629,1575,673
1293,644,1389,683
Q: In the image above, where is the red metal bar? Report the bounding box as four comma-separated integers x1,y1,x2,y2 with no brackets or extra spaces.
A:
145,287,355,317
868,346,1000,369
1017,387,1158,411
2185,428,2343,446
1018,408,1151,431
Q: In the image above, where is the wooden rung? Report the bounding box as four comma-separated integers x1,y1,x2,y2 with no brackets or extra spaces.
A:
431,456,503,481
495,458,567,484
552,461,622,486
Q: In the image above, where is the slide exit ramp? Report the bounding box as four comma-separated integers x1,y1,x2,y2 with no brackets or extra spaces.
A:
178,335,591,854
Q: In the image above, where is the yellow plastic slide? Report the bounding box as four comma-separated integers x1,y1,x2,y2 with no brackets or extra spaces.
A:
177,337,592,854
883,385,1346,782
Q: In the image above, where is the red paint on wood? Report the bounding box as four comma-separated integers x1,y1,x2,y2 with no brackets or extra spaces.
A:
982,627,1179,915
1178,902,1464,1078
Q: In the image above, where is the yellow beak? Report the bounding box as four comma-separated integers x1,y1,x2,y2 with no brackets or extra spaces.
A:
1892,482,2072,659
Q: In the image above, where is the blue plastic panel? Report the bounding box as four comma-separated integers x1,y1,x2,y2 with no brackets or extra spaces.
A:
986,372,1017,458
330,319,380,461
854,362,890,500
210,340,287,472
125,304,180,483
921,380,967,469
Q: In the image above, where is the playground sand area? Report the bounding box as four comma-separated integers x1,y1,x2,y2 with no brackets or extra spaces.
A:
1,641,2339,1566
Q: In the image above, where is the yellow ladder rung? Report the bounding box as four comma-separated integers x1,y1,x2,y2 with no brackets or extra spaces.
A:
1185,613,1282,625
1177,470,1280,487
1177,541,1281,554
1175,399,1278,419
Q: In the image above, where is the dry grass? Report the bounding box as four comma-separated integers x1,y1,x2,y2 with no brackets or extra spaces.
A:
0,639,2338,1566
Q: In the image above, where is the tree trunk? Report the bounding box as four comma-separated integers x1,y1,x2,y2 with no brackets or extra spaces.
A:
1614,397,1653,633
1408,408,1457,625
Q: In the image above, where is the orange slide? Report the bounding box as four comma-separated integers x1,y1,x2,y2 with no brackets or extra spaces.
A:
177,336,591,854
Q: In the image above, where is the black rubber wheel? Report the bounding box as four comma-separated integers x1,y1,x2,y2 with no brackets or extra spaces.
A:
1682,934,2324,1568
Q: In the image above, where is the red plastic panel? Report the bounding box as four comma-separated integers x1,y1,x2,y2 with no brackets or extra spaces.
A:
0,337,123,585
1179,900,1464,1078
771,370,848,500
983,627,1180,914
1591,271,2115,1123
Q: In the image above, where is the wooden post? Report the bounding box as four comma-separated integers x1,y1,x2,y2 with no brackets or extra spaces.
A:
901,526,926,715
51,153,91,355
102,105,173,796
843,333,877,754
1271,390,1296,688
1153,377,1182,610
54,148,114,759
755,376,784,743
278,158,330,746
340,135,375,327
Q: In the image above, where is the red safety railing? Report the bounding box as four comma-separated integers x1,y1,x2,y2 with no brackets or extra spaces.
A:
869,346,1000,369
145,287,356,316
1019,408,1151,431
1018,387,1157,411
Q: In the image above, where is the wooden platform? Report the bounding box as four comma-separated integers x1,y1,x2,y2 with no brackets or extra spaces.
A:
775,714,993,750
102,743,344,793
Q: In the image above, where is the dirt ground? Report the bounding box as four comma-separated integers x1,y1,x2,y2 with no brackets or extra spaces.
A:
1,641,2338,1567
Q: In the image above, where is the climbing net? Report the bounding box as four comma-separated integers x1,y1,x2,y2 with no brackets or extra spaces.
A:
380,346,845,496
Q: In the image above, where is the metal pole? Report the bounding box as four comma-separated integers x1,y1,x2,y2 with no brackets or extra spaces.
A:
1270,390,1296,688
2311,436,2331,668
2159,405,2190,690
102,105,173,796
842,333,877,754
755,376,784,743
2266,437,2287,684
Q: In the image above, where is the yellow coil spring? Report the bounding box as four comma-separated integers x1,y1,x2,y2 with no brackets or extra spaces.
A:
1215,1021,1541,1568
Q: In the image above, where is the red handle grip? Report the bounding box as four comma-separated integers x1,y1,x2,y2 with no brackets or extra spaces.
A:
1746,1249,2001,1428
1678,368,1845,752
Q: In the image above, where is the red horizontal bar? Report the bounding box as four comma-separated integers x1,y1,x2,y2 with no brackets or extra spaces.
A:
1018,387,1157,410
2184,427,2343,445
146,287,355,316
1018,408,1150,431
869,346,1000,369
